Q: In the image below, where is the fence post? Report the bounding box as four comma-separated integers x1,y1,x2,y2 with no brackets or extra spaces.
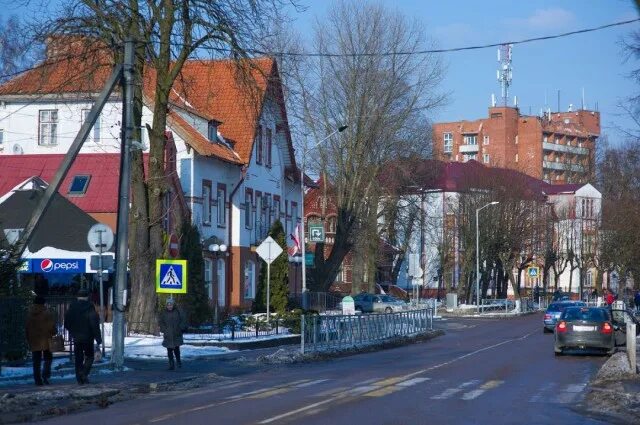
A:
300,314,305,354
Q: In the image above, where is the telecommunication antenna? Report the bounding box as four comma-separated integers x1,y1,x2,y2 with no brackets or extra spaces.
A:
497,44,513,106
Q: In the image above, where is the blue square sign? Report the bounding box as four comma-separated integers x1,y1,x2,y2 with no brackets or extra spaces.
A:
156,259,188,294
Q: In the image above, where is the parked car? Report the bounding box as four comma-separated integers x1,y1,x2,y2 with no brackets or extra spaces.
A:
554,306,617,356
543,301,586,333
353,293,406,313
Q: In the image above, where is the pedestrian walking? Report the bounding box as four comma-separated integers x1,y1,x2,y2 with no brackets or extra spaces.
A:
634,290,640,314
552,288,562,301
159,298,187,370
605,289,615,307
64,289,101,384
25,296,56,386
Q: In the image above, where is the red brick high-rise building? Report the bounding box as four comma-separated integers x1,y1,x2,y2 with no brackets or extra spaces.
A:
432,106,600,184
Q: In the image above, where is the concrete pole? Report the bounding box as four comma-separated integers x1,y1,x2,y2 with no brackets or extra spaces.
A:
112,38,135,369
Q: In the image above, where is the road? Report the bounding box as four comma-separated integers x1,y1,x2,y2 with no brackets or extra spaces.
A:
43,313,612,425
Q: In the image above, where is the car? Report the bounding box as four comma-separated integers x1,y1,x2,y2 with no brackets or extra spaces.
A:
353,293,406,313
543,301,586,333
554,306,616,356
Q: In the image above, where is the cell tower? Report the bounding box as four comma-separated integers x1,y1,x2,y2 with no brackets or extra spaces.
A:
497,44,513,106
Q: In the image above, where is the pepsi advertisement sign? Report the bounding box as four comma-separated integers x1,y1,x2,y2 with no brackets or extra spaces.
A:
31,258,86,274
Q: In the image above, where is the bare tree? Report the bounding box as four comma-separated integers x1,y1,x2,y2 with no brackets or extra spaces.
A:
292,1,444,292
0,16,43,82
36,0,287,332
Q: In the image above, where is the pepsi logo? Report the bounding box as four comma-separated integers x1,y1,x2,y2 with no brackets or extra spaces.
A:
40,259,53,272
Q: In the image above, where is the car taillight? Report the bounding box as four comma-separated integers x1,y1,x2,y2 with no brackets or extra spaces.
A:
602,322,613,334
544,314,552,320
557,321,567,333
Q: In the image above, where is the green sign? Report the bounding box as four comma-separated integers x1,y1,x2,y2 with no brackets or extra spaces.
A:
305,252,314,267
308,224,325,243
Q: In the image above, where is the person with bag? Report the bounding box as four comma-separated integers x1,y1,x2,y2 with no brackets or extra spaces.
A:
159,297,187,370
64,289,101,384
25,296,56,386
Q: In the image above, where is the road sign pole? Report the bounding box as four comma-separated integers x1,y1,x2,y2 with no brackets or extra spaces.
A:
266,261,271,326
98,231,105,357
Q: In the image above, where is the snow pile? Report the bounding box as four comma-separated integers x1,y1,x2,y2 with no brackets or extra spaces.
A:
256,348,305,364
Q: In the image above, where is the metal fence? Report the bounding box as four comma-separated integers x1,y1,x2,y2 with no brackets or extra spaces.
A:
479,297,535,314
300,308,434,353
183,317,293,341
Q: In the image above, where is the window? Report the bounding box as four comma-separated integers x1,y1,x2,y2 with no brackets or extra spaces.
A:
162,190,172,232
208,121,217,142
68,175,91,195
81,109,101,143
217,184,226,226
273,196,281,222
3,229,23,245
463,135,477,145
291,202,298,229
483,135,489,145
244,261,256,299
204,259,213,300
463,154,476,162
515,154,519,162
543,136,548,143
328,216,337,233
483,154,490,164
266,128,272,167
202,181,212,224
555,137,560,144
245,189,253,229
443,132,453,153
0,129,4,147
514,135,518,145
39,110,58,145
261,193,268,227
266,194,272,224
255,191,262,230
256,125,263,164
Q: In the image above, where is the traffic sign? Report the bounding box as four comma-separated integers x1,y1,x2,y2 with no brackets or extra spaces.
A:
308,224,325,243
527,267,539,278
256,236,283,265
156,259,188,294
168,233,180,258
90,255,114,271
87,224,114,253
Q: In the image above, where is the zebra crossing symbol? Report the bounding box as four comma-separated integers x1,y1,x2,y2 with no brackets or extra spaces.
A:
156,259,188,294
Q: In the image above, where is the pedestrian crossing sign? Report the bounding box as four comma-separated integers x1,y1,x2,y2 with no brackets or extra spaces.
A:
156,259,188,294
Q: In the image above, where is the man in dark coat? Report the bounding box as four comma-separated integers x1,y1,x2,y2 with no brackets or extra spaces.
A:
25,296,56,386
64,289,101,384
159,298,187,370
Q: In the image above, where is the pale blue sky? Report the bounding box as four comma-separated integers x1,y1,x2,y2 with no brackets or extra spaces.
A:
2,0,639,142
291,0,640,143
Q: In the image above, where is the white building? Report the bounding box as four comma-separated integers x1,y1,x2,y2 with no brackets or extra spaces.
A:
0,37,302,310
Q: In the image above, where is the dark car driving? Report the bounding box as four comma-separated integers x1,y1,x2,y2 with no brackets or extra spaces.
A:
554,306,616,356
543,301,586,333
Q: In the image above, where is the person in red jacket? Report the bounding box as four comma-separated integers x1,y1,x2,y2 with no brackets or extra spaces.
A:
605,289,615,306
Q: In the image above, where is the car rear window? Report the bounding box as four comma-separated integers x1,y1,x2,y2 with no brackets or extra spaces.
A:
547,304,562,312
563,308,609,322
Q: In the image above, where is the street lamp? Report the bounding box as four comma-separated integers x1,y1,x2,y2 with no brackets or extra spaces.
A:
300,125,348,310
476,201,499,314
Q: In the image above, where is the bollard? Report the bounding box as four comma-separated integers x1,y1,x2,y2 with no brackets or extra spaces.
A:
627,322,636,373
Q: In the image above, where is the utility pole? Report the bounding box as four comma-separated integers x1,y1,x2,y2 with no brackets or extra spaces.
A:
111,38,135,369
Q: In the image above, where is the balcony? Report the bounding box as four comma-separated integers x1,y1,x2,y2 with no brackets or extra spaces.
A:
542,161,585,172
459,144,479,153
542,142,588,155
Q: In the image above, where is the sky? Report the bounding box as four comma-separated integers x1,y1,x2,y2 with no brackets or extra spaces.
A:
288,0,640,143
1,0,639,142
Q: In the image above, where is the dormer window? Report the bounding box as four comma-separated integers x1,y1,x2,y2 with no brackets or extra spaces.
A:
208,120,219,142
68,175,91,195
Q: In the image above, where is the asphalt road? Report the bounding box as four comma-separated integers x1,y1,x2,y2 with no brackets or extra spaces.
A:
42,313,612,425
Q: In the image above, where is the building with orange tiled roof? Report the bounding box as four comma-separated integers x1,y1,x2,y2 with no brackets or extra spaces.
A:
0,37,302,312
432,106,600,185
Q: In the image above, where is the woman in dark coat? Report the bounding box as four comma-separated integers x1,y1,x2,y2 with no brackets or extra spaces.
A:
159,298,187,370
25,296,56,385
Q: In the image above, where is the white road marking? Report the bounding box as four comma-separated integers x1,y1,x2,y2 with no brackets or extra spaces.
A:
295,379,329,388
461,380,503,400
431,380,480,400
396,377,430,387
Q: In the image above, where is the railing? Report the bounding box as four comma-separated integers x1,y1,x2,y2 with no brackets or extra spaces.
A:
479,297,534,314
184,317,291,341
300,308,434,353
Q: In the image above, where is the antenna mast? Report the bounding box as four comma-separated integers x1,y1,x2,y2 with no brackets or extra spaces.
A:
497,44,513,106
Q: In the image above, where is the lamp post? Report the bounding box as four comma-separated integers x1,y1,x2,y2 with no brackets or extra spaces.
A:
300,125,348,310
476,201,499,314
209,243,227,324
